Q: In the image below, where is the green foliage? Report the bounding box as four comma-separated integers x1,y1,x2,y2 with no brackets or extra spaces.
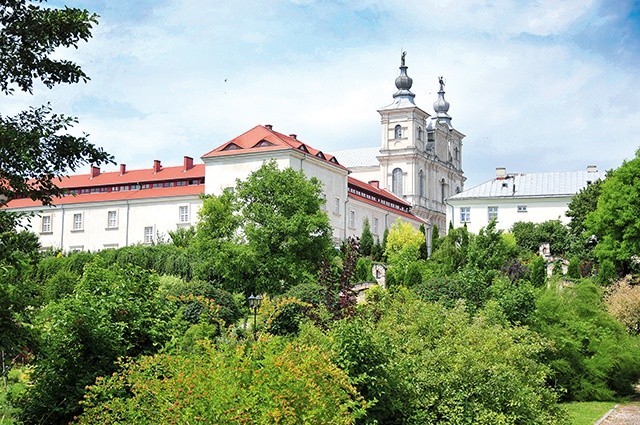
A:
168,226,196,248
354,257,374,283
532,282,640,401
360,218,374,257
605,277,640,334
587,151,640,273
489,277,536,325
566,179,603,238
193,161,332,294
530,255,547,287
384,220,424,285
14,260,185,424
427,225,471,275
327,288,565,424
567,257,580,279
511,220,571,256
0,1,112,226
431,223,441,253
76,337,367,424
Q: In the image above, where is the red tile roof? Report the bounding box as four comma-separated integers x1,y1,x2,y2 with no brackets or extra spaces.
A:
5,185,204,209
348,190,426,223
347,176,412,208
51,163,205,189
202,125,348,171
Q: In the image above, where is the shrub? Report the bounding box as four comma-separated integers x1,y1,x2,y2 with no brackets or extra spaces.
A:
76,337,367,424
605,276,640,334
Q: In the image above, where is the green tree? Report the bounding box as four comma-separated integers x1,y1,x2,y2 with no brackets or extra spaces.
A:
530,255,547,287
194,161,333,294
0,1,112,224
587,151,640,273
511,220,571,256
566,178,603,237
384,219,424,285
360,218,374,257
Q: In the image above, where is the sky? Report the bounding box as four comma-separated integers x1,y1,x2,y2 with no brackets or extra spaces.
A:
5,0,640,188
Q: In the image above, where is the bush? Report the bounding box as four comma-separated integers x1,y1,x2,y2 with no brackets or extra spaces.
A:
76,337,367,424
605,276,640,334
533,281,640,401
328,288,565,424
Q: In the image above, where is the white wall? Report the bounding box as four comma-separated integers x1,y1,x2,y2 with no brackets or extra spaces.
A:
446,196,573,234
19,195,202,252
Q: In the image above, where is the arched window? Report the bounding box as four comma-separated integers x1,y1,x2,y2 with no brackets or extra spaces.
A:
394,125,402,139
418,169,425,197
417,127,423,141
441,178,446,203
392,168,403,195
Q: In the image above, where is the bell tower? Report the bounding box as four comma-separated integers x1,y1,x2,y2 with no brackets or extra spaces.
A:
377,53,466,233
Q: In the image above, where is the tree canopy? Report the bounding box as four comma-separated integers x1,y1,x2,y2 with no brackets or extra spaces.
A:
586,150,640,272
0,0,112,223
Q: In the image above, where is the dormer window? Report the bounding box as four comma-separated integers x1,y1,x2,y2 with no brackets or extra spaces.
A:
253,139,274,148
222,143,241,151
298,144,309,153
394,125,402,139
315,151,326,159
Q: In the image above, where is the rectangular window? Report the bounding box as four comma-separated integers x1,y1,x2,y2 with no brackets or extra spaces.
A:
373,217,379,235
179,205,189,223
73,213,83,230
164,182,173,187
349,210,355,228
69,246,84,252
460,207,471,223
334,197,340,214
144,226,154,244
517,205,528,213
41,215,52,233
107,210,117,228
153,183,162,188
103,243,119,249
488,206,498,222
177,180,187,186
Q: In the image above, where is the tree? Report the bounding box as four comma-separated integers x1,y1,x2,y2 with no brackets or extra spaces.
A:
194,161,333,294
0,1,112,225
566,178,604,237
587,151,640,273
384,219,424,285
360,218,373,257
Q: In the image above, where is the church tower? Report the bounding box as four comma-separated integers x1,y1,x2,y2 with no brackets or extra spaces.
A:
377,53,465,233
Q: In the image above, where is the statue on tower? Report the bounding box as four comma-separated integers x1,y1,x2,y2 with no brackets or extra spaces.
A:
401,51,406,67
438,76,445,91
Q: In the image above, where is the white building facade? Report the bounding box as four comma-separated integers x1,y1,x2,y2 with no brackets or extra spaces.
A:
446,166,606,234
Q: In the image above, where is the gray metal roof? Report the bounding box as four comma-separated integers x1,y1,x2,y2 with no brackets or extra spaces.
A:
449,169,607,200
331,147,381,168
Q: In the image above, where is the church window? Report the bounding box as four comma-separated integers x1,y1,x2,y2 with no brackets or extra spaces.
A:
418,170,425,197
392,168,403,195
394,125,402,139
440,178,446,203
417,127,423,141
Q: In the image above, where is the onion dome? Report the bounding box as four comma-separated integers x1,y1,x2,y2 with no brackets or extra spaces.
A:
433,76,452,125
392,51,416,104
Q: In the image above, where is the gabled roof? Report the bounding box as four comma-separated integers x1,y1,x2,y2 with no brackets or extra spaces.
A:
48,163,205,189
202,125,347,171
449,169,607,201
5,185,204,209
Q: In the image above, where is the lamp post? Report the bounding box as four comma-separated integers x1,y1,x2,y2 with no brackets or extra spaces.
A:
248,293,262,340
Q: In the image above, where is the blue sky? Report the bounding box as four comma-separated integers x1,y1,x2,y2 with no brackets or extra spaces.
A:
6,0,640,187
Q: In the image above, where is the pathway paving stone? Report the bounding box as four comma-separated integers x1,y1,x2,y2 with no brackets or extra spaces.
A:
596,403,640,425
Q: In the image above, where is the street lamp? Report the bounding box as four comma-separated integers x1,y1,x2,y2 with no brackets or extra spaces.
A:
247,293,262,340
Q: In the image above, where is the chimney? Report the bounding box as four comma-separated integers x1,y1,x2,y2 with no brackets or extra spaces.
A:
153,160,162,173
289,134,297,140
587,165,598,173
90,165,100,179
119,164,126,175
496,167,507,180
369,180,380,189
265,124,273,130
183,156,194,172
